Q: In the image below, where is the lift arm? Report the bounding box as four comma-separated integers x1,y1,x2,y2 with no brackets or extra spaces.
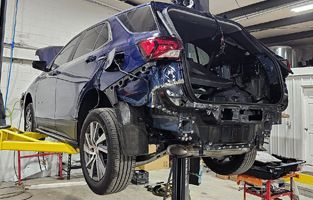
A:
0,127,79,154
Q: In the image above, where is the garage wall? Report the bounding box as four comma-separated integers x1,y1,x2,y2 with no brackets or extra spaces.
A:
269,67,313,161
0,0,129,182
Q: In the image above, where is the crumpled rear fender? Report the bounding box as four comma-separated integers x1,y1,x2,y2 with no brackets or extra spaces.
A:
116,62,184,107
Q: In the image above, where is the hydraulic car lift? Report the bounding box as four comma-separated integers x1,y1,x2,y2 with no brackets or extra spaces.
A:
171,156,191,200
0,126,78,154
0,126,79,184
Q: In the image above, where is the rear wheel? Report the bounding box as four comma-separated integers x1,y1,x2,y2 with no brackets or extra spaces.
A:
80,108,134,195
24,103,36,132
202,149,257,175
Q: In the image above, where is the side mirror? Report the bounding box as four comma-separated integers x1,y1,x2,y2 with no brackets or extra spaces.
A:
32,61,49,72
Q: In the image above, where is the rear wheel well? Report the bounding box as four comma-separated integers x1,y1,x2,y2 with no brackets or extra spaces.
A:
77,89,112,140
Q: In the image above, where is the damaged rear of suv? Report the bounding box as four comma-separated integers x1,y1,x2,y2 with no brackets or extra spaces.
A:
23,2,290,195
129,3,290,174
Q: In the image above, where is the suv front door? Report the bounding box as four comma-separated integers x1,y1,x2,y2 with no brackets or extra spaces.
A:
35,36,81,131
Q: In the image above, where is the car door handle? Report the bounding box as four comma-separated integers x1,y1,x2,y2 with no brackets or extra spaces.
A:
86,55,97,63
48,70,61,76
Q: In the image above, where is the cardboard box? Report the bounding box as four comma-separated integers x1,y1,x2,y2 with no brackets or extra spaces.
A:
229,175,238,181
216,174,230,180
136,145,170,171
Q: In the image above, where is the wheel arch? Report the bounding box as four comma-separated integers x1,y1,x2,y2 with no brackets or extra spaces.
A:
24,93,33,110
76,88,112,140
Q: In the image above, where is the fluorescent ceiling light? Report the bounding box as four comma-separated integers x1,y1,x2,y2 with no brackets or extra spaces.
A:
291,3,313,12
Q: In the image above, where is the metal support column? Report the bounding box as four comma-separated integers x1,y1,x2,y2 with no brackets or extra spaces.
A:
171,156,190,200
0,0,7,126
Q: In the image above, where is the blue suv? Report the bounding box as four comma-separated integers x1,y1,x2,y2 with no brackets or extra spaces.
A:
22,2,290,195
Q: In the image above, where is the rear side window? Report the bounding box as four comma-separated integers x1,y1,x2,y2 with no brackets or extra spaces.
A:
186,43,210,65
53,36,80,67
73,25,103,59
94,23,109,50
118,6,157,33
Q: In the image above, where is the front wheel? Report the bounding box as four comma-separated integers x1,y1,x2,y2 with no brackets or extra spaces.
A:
24,103,36,132
202,149,257,175
80,108,134,195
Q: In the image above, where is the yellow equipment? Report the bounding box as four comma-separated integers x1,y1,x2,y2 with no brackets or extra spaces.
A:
0,126,78,154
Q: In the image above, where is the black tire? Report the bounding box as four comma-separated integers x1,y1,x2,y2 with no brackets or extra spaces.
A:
24,103,36,132
80,108,134,195
202,149,257,175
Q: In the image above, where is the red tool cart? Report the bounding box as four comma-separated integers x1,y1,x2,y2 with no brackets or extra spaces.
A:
237,173,299,200
237,154,304,200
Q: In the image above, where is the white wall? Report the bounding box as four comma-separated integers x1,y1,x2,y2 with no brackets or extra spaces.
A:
1,0,130,111
270,67,313,161
0,0,130,182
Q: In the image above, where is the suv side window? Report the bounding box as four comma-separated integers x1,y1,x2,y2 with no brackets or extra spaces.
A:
73,25,102,59
118,6,157,33
94,23,109,50
53,35,80,68
186,43,210,65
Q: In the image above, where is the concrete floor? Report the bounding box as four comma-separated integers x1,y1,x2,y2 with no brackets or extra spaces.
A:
0,169,312,200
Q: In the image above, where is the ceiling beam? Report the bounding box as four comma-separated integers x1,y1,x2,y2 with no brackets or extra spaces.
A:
218,0,303,19
121,0,138,6
246,12,313,32
260,30,313,45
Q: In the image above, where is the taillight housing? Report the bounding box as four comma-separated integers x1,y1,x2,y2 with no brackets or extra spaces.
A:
138,37,182,60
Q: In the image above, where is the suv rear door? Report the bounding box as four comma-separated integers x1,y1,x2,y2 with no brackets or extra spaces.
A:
54,22,112,139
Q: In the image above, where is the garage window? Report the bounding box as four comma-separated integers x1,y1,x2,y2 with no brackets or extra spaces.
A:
118,6,158,33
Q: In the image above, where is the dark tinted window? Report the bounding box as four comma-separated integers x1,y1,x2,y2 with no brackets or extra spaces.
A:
73,25,103,59
94,23,109,50
54,36,80,67
118,6,157,33
186,43,209,65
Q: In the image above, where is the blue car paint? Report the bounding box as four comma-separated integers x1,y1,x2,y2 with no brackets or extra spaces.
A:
98,17,158,92
116,62,184,107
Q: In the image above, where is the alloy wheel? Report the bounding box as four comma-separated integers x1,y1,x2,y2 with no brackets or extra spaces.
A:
25,108,32,132
83,121,108,182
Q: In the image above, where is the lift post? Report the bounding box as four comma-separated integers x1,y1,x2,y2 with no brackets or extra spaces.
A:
0,0,7,126
171,156,190,200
